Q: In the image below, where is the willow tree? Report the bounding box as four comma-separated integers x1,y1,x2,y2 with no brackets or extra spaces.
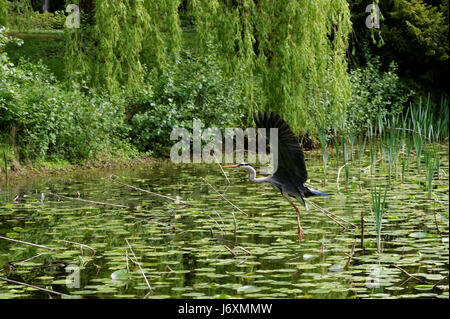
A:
0,0,7,26
190,0,352,134
64,0,181,94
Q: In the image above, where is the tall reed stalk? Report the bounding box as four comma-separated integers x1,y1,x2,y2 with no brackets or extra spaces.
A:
2,150,8,187
371,185,387,253
424,147,439,200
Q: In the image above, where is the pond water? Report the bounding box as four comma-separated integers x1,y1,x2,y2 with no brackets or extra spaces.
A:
0,147,448,299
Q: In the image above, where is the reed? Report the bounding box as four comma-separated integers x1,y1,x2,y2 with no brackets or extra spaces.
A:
371,185,387,253
2,149,7,187
424,147,439,200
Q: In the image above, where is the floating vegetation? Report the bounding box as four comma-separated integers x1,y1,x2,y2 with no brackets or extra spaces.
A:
0,140,448,299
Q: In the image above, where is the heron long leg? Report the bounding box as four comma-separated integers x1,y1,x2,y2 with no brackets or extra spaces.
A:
284,195,303,243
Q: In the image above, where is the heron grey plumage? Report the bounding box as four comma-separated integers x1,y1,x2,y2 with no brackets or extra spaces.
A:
223,111,331,242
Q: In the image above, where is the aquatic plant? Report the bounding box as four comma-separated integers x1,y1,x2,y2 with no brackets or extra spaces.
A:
2,149,7,186
371,185,387,253
424,147,440,199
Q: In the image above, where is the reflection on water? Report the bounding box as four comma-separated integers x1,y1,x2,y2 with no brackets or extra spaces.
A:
0,150,448,299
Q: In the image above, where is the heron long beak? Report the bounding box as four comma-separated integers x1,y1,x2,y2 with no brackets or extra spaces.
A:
222,165,238,168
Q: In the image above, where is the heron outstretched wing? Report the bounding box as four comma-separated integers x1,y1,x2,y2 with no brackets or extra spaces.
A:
253,111,308,185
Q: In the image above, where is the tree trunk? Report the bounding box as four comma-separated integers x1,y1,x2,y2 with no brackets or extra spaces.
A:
43,0,50,12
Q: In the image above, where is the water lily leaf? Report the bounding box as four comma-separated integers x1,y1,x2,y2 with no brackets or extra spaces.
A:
237,285,264,294
409,232,428,238
111,269,130,281
414,285,434,291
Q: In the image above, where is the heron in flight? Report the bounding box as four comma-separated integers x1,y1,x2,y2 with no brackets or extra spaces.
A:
223,111,330,242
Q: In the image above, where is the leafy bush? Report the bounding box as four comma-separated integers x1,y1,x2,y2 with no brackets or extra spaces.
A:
345,57,413,134
30,10,65,30
128,51,246,154
0,28,130,162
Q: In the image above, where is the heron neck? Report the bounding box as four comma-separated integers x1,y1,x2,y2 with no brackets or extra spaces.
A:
244,166,270,183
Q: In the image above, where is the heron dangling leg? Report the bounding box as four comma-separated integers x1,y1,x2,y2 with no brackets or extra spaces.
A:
284,194,304,243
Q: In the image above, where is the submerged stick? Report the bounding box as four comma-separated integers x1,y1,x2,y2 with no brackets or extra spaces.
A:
125,238,152,293
304,199,357,229
224,245,237,257
8,253,44,266
0,276,66,296
235,246,252,255
336,162,349,190
201,177,248,216
213,154,230,186
62,240,96,256
48,192,128,209
344,239,357,271
0,235,54,250
393,265,421,281
108,175,188,205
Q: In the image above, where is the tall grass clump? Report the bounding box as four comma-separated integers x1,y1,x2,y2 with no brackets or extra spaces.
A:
371,185,387,253
2,149,7,186
424,147,440,200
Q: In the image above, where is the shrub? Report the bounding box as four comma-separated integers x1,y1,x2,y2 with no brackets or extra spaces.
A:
128,51,246,154
345,57,413,134
30,10,66,30
0,28,130,163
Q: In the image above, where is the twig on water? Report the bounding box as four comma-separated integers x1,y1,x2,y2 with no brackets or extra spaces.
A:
49,193,175,225
201,177,248,216
213,154,230,186
337,162,349,190
8,253,44,266
0,235,54,250
62,240,96,256
108,175,189,205
224,245,236,257
393,265,421,281
304,198,357,229
344,239,357,271
208,215,225,235
432,276,448,290
235,246,252,255
361,158,383,174
125,238,152,294
48,192,128,209
0,276,66,297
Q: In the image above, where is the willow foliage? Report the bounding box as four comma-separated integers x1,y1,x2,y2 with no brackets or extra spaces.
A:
64,0,181,94
190,0,352,134
0,0,8,26
64,0,351,134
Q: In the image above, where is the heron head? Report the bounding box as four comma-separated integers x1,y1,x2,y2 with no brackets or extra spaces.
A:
222,163,253,169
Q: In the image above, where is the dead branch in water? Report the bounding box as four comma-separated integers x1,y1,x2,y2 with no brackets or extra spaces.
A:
125,238,153,293
0,276,67,296
48,192,128,209
0,235,54,250
304,198,357,230
108,174,189,205
213,154,230,186
62,240,96,256
344,238,357,271
201,177,248,216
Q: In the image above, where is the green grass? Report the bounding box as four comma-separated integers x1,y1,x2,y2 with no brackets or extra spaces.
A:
5,30,201,83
